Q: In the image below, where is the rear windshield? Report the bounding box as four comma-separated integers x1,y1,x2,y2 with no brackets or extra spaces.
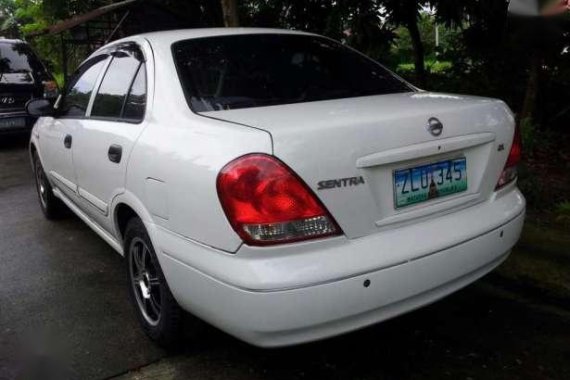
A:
0,42,46,74
172,34,412,112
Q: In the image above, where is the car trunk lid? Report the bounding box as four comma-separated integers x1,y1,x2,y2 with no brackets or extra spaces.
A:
202,91,516,239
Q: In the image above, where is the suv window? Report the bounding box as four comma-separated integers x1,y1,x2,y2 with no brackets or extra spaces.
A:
172,34,412,112
0,42,46,76
59,56,108,118
122,63,146,122
91,49,142,119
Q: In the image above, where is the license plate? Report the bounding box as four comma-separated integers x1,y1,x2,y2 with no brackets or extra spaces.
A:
0,117,25,128
394,157,468,208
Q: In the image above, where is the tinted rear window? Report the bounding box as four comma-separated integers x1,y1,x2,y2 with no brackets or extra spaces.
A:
172,34,412,112
0,42,45,74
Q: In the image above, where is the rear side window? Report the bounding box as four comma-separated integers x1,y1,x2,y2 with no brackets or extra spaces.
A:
122,63,146,122
60,56,107,118
172,34,412,112
91,50,142,120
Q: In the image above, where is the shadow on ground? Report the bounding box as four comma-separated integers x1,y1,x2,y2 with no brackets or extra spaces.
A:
113,280,570,380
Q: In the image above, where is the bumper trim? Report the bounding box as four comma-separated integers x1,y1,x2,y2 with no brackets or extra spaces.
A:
160,208,523,347
247,252,510,347
162,207,524,293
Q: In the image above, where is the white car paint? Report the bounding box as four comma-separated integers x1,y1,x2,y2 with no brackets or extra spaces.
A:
30,28,525,347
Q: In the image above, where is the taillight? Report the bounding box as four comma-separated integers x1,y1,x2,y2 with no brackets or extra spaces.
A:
496,126,522,189
217,154,341,246
42,80,59,99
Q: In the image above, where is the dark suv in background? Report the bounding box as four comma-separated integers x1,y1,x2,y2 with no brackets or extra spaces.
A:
0,38,57,135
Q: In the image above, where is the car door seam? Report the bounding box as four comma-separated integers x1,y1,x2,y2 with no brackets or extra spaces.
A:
197,113,274,154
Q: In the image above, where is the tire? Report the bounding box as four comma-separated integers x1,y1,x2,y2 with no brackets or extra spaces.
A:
32,151,66,219
124,217,184,346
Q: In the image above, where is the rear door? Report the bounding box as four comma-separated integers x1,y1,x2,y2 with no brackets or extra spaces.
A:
72,43,148,232
39,55,109,200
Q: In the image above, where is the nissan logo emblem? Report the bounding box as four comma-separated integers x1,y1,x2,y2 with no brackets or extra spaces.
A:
427,117,443,137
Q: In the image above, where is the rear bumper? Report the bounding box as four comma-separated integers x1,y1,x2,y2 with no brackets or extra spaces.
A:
156,188,525,347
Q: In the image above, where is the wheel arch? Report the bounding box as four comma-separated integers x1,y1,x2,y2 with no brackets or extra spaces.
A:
111,190,158,251
29,141,37,155
29,140,38,170
115,203,139,242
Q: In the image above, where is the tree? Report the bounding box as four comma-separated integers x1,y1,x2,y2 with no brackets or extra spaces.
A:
0,0,19,38
382,0,428,86
221,0,239,26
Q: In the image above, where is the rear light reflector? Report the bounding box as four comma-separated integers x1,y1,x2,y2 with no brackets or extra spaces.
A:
496,126,522,189
217,154,341,246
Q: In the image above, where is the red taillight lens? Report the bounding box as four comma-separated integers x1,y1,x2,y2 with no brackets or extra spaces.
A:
217,154,341,246
496,126,522,189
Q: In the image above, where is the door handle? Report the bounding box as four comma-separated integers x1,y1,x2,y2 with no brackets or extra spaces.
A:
64,134,72,149
108,144,123,163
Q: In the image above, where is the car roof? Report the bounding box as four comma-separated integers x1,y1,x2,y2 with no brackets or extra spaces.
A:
110,28,316,48
0,38,26,44
88,28,319,64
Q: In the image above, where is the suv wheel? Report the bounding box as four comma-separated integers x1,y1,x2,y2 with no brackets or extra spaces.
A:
33,151,66,219
125,217,184,346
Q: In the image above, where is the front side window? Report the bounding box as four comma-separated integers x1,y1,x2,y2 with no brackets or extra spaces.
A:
59,56,108,118
91,49,142,120
172,34,412,112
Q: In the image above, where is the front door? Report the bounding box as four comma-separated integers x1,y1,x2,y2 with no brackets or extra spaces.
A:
39,55,109,200
39,117,80,199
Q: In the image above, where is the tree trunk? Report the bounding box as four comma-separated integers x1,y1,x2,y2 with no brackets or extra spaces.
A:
221,0,239,27
519,52,540,125
406,18,426,88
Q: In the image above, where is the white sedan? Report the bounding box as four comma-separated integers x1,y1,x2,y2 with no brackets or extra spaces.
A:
27,28,525,347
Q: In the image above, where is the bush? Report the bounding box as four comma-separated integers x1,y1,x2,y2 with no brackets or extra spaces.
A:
520,118,537,153
53,72,65,87
396,60,453,77
518,164,544,209
555,201,570,224
427,61,452,74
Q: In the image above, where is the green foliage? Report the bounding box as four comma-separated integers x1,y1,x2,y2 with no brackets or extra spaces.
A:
0,0,17,36
518,164,544,209
555,201,570,224
397,60,452,75
53,71,64,86
396,63,414,72
0,0,567,134
427,60,452,73
242,0,396,61
520,118,538,153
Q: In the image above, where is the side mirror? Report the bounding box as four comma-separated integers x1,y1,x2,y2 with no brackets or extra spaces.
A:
26,99,55,117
